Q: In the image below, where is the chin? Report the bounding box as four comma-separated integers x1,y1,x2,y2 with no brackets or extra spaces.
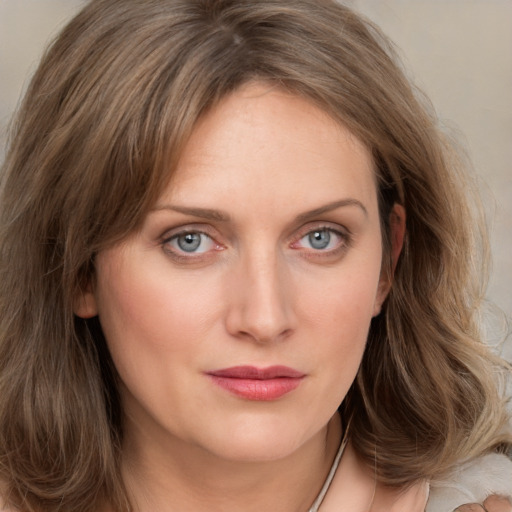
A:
196,414,322,463
208,436,304,463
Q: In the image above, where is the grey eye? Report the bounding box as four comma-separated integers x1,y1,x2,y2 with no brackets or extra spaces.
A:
177,233,202,252
308,230,331,250
164,230,218,258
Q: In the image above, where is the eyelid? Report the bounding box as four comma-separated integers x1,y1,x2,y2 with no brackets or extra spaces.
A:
160,223,218,242
290,223,352,256
168,232,214,253
157,221,352,264
160,225,225,262
292,221,351,241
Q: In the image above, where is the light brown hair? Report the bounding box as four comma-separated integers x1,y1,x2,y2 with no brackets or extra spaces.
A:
1,1,510,511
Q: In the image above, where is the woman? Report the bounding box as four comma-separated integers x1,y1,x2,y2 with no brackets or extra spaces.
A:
0,1,511,511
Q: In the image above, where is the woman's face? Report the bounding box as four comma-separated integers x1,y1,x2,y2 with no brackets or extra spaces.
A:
77,82,389,462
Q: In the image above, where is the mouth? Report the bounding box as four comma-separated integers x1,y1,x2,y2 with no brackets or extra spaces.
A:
206,365,306,401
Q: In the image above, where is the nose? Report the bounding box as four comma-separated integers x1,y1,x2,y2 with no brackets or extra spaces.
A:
224,249,296,344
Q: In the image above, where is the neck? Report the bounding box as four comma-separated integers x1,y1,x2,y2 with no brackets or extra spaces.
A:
120,413,342,512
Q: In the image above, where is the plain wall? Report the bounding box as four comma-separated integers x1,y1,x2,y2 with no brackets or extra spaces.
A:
1,0,511,353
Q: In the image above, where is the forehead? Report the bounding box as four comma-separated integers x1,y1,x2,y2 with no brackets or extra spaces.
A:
160,82,378,219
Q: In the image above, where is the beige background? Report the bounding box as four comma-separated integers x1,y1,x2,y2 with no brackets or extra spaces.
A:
1,1,511,351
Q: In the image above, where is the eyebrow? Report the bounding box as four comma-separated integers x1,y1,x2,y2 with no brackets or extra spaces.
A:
151,198,367,223
151,204,231,222
295,199,368,221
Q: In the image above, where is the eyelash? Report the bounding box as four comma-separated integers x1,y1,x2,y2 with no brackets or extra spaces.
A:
291,225,352,259
161,228,224,263
161,225,352,262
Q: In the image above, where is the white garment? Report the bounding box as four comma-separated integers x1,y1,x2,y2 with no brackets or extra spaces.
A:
426,453,512,511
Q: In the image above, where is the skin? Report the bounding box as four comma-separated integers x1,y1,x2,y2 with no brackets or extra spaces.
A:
456,497,512,512
74,82,507,512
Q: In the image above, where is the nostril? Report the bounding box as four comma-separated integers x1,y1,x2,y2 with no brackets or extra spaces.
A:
234,324,293,345
224,260,295,343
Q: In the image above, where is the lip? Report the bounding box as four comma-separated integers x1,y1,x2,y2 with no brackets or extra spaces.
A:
206,365,306,401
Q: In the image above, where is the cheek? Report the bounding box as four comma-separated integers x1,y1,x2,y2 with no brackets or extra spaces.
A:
93,254,217,372
302,257,382,336
286,268,378,433
97,254,232,396
297,251,382,383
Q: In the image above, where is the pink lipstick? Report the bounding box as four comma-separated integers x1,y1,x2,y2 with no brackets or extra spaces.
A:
206,366,305,401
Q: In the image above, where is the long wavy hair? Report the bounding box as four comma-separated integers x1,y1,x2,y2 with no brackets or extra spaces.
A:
0,1,510,511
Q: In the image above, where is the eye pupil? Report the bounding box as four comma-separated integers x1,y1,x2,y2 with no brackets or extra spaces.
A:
308,230,330,249
177,233,202,252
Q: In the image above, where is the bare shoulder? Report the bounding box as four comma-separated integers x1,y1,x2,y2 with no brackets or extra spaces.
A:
321,441,428,511
370,480,429,512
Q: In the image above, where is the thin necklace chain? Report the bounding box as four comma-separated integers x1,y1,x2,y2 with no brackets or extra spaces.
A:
307,422,350,512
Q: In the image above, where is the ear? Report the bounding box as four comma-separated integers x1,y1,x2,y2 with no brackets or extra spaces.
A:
73,282,98,319
373,203,406,316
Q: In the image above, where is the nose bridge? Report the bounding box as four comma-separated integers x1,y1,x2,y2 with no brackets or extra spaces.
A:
226,243,294,343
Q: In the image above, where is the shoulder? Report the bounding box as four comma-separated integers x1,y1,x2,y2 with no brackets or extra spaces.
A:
426,452,512,512
321,441,429,511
